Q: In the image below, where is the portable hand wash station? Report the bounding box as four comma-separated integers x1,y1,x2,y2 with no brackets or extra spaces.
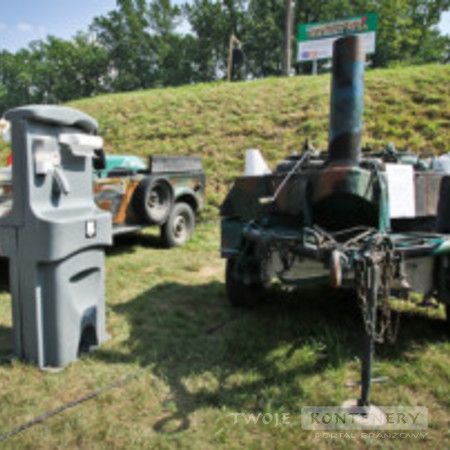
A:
0,105,112,369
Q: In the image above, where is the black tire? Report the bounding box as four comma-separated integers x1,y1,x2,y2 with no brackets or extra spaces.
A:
161,202,195,248
225,258,262,308
132,177,174,225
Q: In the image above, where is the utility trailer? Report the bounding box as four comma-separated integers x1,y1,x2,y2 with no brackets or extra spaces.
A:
220,35,450,410
94,154,205,247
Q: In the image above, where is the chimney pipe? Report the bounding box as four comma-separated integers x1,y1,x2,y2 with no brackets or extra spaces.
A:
328,35,365,165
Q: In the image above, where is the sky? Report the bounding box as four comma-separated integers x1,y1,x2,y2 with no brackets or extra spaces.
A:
0,1,449,53
0,0,117,52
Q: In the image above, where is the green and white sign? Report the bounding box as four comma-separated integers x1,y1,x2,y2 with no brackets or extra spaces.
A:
297,13,378,62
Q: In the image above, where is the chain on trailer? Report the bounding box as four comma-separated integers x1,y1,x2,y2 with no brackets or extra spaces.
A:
354,234,400,345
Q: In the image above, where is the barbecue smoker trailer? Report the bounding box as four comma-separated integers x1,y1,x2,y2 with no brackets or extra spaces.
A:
220,35,450,408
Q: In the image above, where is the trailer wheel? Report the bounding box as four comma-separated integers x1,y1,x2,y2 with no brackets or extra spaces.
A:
161,202,195,248
225,258,262,308
132,177,173,225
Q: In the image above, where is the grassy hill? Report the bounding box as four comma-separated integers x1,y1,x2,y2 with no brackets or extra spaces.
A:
1,64,449,213
0,65,449,448
68,63,449,213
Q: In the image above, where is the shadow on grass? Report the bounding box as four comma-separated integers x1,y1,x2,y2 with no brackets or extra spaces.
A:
377,305,448,360
106,231,165,257
91,281,448,434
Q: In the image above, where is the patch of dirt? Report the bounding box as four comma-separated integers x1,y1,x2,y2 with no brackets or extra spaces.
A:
198,265,223,278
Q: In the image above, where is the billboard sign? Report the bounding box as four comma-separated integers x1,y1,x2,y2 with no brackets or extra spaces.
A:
297,13,378,62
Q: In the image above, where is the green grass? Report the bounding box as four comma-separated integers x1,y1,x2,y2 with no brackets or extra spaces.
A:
0,66,449,448
0,223,449,448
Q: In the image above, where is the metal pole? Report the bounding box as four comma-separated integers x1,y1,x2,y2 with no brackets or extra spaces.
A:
282,0,295,76
227,35,234,82
311,59,317,75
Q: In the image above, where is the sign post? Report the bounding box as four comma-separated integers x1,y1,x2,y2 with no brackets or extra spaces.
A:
297,13,378,74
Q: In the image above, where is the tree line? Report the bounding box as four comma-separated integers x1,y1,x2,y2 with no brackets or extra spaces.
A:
1,0,449,113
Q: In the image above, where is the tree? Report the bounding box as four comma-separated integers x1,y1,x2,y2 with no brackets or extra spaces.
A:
30,34,110,102
92,0,159,91
242,0,285,78
184,0,247,81
0,50,35,112
372,0,450,66
147,0,196,86
0,33,109,113
148,0,182,36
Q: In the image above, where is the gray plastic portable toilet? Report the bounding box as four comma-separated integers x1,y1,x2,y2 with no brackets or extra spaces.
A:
0,105,112,369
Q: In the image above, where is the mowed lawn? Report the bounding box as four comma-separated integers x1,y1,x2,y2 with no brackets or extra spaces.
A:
0,222,448,449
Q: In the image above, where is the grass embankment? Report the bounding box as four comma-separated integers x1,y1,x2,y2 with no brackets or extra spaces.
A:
0,64,449,215
0,65,449,448
71,63,449,216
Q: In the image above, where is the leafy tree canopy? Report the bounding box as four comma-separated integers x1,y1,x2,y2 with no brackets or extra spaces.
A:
0,0,448,112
